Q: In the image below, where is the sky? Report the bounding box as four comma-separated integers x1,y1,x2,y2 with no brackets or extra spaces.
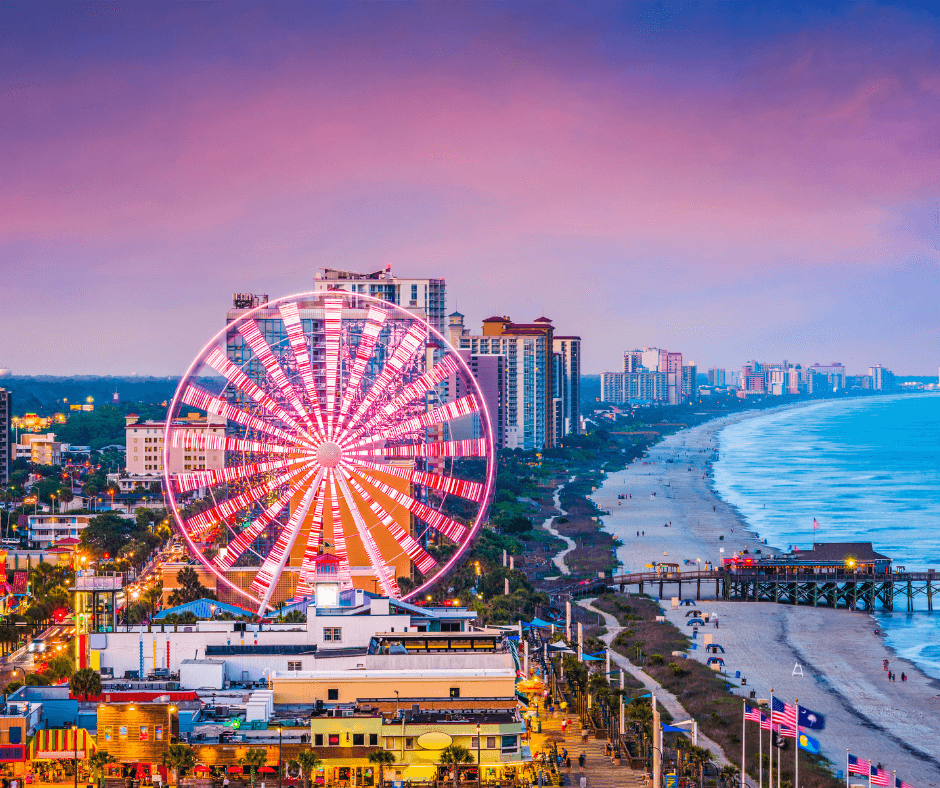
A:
1,1,938,376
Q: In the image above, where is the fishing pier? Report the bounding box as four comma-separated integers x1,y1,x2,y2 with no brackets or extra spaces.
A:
573,543,937,613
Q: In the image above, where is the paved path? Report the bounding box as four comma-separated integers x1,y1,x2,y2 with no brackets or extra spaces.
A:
542,483,575,576
578,598,755,788
531,694,646,788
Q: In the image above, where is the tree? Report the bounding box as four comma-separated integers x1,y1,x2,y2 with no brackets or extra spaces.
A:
80,512,135,559
69,667,102,700
239,748,268,787
168,567,216,606
163,744,196,785
295,751,324,788
90,751,117,783
439,744,473,788
368,751,395,787
687,745,714,788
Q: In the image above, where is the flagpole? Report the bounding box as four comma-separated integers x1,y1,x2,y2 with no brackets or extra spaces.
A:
758,709,763,788
845,751,849,788
741,700,747,788
794,699,799,788
769,690,774,788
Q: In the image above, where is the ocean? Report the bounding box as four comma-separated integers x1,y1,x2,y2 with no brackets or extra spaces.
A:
712,393,940,680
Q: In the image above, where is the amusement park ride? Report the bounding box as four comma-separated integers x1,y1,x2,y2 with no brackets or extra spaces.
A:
162,291,495,615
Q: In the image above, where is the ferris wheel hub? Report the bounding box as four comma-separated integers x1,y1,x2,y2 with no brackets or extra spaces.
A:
315,440,343,468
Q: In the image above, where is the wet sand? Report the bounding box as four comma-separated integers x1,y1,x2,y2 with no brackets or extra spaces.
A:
590,412,940,787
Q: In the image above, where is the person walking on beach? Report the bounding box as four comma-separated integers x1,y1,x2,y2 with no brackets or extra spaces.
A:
901,672,907,682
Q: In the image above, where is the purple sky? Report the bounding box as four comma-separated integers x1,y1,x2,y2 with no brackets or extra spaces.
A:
2,2,938,376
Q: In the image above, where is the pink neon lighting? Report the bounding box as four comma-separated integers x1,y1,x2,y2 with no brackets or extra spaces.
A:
323,298,343,438
350,459,485,503
162,289,496,611
278,301,326,436
344,473,437,574
383,394,478,438
181,384,300,445
349,468,469,543
327,469,353,587
351,438,488,459
336,305,387,430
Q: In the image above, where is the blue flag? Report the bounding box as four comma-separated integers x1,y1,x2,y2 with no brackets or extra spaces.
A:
798,704,825,730
797,731,820,755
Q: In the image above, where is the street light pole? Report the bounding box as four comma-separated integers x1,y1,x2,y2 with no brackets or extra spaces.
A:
72,724,79,788
476,724,481,788
278,727,283,788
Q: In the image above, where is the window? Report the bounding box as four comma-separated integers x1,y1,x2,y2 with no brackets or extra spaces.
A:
449,687,460,698
501,735,517,751
440,622,461,632
314,734,323,746
287,661,302,671
353,733,364,746
323,627,342,642
327,688,339,701
369,733,378,746
471,737,479,749
384,738,395,750
328,734,340,746
405,737,415,750
487,737,496,749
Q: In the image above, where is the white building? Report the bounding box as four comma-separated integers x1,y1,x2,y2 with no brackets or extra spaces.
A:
312,266,447,335
27,513,91,549
125,414,225,476
15,433,62,466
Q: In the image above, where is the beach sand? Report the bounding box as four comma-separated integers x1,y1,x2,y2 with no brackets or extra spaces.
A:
589,412,940,787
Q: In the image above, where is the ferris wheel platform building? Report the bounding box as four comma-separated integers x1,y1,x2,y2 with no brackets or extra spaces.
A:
163,291,496,615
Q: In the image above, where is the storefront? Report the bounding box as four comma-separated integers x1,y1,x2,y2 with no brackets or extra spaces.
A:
29,728,96,784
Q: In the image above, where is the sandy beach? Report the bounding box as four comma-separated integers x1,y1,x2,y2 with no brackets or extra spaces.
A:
589,411,940,787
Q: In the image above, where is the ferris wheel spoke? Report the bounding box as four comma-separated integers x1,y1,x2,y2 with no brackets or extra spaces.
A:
173,458,296,495
170,428,313,457
326,470,354,587
335,469,400,597
348,469,469,544
350,438,488,460
251,469,325,607
347,459,485,503
239,319,321,438
212,469,317,570
296,474,330,596
323,297,344,438
349,355,460,441
341,322,428,435
183,463,313,537
378,394,479,440
205,348,313,441
343,472,437,575
181,384,313,449
335,305,388,431
279,302,326,436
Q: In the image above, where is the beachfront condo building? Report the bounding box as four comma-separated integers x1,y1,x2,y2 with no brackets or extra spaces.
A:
313,266,447,335
553,335,581,438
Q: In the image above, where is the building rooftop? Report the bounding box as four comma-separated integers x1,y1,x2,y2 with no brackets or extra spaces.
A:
793,542,891,562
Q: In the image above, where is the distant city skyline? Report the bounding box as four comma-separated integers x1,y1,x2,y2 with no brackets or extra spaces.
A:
2,3,938,376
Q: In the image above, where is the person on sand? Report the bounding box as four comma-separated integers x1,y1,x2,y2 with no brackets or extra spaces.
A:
901,672,907,682
578,752,586,772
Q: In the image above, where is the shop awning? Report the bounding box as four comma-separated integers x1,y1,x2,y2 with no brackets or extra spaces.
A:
30,728,96,760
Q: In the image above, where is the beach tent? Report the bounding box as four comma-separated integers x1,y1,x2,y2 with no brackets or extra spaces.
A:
686,618,705,626
684,610,701,617
680,599,697,606
706,656,725,666
705,644,725,653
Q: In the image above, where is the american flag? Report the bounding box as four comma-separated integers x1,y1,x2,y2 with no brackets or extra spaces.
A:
871,767,891,787
744,706,762,723
772,697,798,727
848,755,870,776
813,518,819,530
760,714,771,731
774,724,797,739
895,778,913,788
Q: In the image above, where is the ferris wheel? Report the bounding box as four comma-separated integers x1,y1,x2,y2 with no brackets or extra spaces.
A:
163,291,495,614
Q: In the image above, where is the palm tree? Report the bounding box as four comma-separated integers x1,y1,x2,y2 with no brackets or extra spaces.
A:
163,744,196,785
295,751,323,788
687,746,714,788
368,751,396,787
89,751,117,787
69,667,102,700
240,748,268,788
439,744,473,788
719,764,738,788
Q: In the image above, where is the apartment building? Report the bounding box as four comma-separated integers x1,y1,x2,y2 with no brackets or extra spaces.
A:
0,388,9,484
312,266,447,335
125,414,226,475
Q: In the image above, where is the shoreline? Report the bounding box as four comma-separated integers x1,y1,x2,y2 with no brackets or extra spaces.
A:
588,403,940,786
